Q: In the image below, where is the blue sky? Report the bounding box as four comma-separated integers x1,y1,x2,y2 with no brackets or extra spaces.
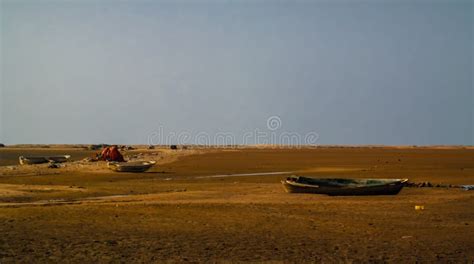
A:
1,0,472,145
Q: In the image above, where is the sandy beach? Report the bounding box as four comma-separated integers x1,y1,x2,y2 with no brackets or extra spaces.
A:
0,146,472,263
3,0,472,262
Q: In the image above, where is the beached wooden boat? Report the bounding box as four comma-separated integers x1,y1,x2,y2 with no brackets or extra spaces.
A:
19,156,49,165
282,176,408,196
19,155,71,165
107,161,156,172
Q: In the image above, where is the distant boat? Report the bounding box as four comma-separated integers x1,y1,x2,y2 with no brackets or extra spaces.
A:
19,155,71,165
282,176,408,196
107,161,156,173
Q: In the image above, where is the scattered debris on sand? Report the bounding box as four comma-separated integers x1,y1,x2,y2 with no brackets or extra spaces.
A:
120,145,134,151
461,185,474,191
405,181,460,188
88,144,108,150
47,163,62,169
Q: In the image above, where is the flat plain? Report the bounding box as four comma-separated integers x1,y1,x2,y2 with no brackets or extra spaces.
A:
0,146,473,263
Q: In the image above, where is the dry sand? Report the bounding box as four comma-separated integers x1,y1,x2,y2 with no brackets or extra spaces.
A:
0,146,473,263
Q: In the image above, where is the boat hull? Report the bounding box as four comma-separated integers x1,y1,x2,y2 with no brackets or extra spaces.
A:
19,155,71,165
108,161,156,173
282,177,408,196
19,156,49,165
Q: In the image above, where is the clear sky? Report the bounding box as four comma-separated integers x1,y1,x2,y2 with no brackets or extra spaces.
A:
1,0,472,145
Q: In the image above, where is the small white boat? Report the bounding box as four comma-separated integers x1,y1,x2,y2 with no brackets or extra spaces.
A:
107,161,156,172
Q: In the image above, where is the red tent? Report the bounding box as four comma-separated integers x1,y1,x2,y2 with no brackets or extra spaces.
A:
99,146,124,162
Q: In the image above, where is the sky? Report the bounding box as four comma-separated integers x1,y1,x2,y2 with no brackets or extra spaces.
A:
1,0,472,145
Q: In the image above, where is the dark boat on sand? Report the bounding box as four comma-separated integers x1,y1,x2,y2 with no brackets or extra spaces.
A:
19,155,71,165
282,176,408,196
